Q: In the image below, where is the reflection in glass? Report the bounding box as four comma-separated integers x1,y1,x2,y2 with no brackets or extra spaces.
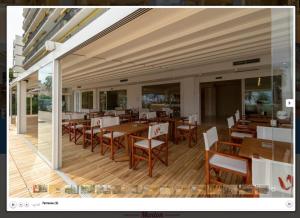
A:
38,63,52,163
99,90,127,110
142,83,180,117
244,76,281,116
81,91,93,109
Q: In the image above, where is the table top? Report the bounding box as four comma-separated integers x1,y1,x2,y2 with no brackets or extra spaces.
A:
103,122,149,135
239,137,293,164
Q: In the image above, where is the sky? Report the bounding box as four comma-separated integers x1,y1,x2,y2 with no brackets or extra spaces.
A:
7,7,24,69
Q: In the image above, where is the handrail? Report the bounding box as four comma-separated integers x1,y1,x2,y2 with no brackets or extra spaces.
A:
24,9,81,65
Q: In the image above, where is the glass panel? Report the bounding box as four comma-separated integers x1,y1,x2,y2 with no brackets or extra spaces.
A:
99,90,127,110
38,63,53,163
142,83,180,117
244,76,281,116
81,91,93,109
270,8,293,197
99,91,107,112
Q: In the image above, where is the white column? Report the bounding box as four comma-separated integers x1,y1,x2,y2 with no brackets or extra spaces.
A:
180,76,200,121
16,80,27,134
9,87,12,126
127,84,141,109
52,60,62,169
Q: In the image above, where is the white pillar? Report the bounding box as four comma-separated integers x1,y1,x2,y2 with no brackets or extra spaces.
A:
9,87,12,126
16,80,27,134
127,84,141,109
180,76,200,121
52,60,62,169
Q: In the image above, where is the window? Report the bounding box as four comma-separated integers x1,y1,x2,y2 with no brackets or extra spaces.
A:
99,90,127,111
244,76,281,116
81,91,93,109
142,83,180,117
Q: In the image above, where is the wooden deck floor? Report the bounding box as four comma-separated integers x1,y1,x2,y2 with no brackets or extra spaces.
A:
9,116,247,198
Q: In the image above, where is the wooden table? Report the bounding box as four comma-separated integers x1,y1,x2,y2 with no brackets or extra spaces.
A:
239,137,293,164
103,122,149,168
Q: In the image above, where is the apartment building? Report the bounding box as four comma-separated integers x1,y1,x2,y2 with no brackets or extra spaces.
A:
22,8,107,69
12,35,24,76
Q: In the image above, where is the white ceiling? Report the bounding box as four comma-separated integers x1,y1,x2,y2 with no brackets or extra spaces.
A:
60,8,291,88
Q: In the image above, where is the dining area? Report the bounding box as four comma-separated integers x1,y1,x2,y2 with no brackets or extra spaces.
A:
59,105,294,197
204,109,293,197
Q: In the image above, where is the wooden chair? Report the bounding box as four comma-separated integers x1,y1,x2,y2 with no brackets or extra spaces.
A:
62,113,71,135
203,127,250,185
83,117,102,150
227,116,254,142
252,157,293,197
257,126,292,143
69,113,86,144
131,122,169,177
134,111,149,124
100,116,125,160
146,112,158,124
176,114,198,147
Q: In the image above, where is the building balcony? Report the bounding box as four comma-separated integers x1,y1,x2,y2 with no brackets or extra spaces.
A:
23,8,82,66
23,9,40,32
23,9,55,50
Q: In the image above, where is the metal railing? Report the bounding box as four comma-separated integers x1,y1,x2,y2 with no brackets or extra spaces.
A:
24,8,81,65
24,9,55,49
23,9,40,33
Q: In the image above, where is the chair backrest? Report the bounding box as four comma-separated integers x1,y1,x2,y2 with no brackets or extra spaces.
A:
188,114,198,124
252,158,293,196
62,113,71,120
162,108,173,116
148,123,169,139
146,112,157,120
90,117,102,128
227,116,235,128
257,126,292,143
235,110,240,122
139,111,148,119
100,116,120,128
71,113,85,120
115,110,125,116
106,110,117,116
203,127,218,151
139,108,149,113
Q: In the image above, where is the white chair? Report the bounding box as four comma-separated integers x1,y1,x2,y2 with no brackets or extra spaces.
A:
146,112,157,121
235,110,240,122
131,123,169,177
252,157,293,197
257,126,292,143
176,114,198,147
115,110,126,116
69,113,86,144
203,127,250,185
100,116,125,160
162,108,173,116
104,110,116,116
227,116,254,141
62,113,71,135
83,117,102,150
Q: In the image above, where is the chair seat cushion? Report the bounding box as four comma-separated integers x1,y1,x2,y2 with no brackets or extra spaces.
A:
209,154,247,174
103,131,125,138
134,139,164,149
231,132,253,138
177,125,196,130
70,124,83,129
85,128,100,134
